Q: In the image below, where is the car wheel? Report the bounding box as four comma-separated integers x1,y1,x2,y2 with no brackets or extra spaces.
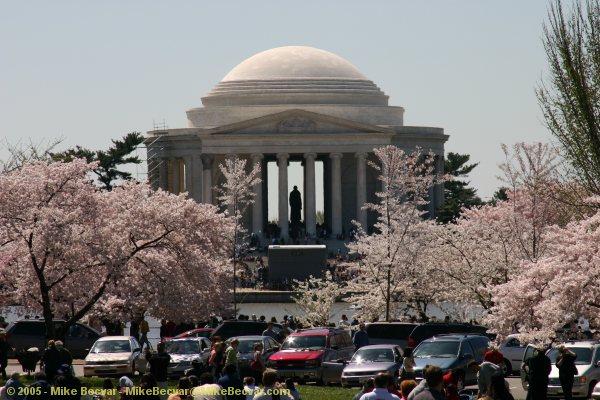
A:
315,378,324,386
502,359,513,376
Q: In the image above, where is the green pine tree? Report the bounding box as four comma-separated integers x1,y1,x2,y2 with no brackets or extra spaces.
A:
52,132,144,191
436,152,483,223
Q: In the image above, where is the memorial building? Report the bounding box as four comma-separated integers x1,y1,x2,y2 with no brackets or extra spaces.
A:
146,46,448,241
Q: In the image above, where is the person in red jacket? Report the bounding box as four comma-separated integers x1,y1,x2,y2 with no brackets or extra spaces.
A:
484,345,505,366
442,368,464,400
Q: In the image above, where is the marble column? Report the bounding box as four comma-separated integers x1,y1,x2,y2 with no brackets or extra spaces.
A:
202,155,213,204
330,152,343,237
304,152,317,237
252,154,264,236
172,158,181,194
356,152,368,229
191,155,203,202
184,156,193,194
277,153,289,241
158,158,169,191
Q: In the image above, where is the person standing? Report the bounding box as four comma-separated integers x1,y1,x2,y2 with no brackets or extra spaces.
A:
0,332,12,380
411,366,445,400
139,316,151,351
159,320,168,342
224,339,239,371
217,364,245,400
40,340,60,382
261,323,278,341
524,345,551,400
145,343,171,400
250,342,265,384
400,347,416,382
483,345,505,367
54,341,73,369
129,317,140,343
353,323,369,350
339,315,350,329
209,342,225,379
556,345,577,400
467,360,500,397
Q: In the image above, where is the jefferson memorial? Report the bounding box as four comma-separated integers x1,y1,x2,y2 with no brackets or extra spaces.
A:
146,46,448,241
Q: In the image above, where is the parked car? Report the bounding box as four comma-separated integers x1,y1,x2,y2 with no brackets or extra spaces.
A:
83,336,146,377
407,334,490,385
6,319,101,359
164,337,211,378
224,335,280,376
521,341,600,399
407,323,489,347
211,321,286,341
498,334,527,375
366,323,418,347
341,344,403,387
592,380,600,399
266,328,354,385
171,328,214,340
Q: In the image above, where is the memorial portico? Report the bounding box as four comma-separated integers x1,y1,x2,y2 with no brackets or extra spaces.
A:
146,46,448,243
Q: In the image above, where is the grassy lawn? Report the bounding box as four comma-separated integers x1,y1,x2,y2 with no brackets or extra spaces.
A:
298,384,358,400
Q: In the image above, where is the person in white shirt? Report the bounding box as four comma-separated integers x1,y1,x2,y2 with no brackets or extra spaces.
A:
360,373,400,400
339,314,350,328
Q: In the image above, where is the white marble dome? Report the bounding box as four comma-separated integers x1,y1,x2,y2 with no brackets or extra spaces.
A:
202,46,388,107
221,46,367,81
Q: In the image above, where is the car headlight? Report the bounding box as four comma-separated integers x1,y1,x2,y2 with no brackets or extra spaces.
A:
578,376,587,384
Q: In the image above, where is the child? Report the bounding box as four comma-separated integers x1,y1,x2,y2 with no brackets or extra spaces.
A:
285,378,301,400
243,376,256,400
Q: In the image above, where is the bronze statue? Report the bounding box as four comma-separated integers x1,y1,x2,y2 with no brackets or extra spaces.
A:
289,185,302,230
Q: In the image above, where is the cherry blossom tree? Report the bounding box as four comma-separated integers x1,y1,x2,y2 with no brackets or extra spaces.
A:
346,146,444,322
217,155,261,317
0,159,233,339
487,202,600,342
292,272,344,327
430,143,567,315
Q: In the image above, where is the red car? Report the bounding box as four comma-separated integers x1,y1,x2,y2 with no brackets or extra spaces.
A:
265,328,354,385
164,328,214,341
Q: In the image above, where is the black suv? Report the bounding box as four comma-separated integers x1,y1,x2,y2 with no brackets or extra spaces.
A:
407,323,488,347
6,319,101,358
210,321,286,341
366,322,418,348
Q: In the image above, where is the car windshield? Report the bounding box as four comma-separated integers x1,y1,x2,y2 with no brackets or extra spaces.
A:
351,348,395,363
91,340,131,353
282,335,326,350
414,341,459,358
164,340,200,355
229,340,260,353
547,347,593,365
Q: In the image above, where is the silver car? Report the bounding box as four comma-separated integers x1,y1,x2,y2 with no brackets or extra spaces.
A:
84,336,147,377
341,345,403,387
164,337,211,377
499,334,527,375
521,341,600,399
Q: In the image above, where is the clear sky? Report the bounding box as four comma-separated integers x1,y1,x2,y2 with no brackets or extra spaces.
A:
1,0,554,217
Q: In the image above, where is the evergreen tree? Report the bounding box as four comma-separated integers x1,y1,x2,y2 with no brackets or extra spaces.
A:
436,152,483,223
52,132,144,190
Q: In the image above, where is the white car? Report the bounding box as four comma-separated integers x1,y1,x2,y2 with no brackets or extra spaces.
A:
498,334,527,375
84,336,147,377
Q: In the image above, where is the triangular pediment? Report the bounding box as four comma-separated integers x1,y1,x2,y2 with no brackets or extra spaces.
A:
203,109,393,135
